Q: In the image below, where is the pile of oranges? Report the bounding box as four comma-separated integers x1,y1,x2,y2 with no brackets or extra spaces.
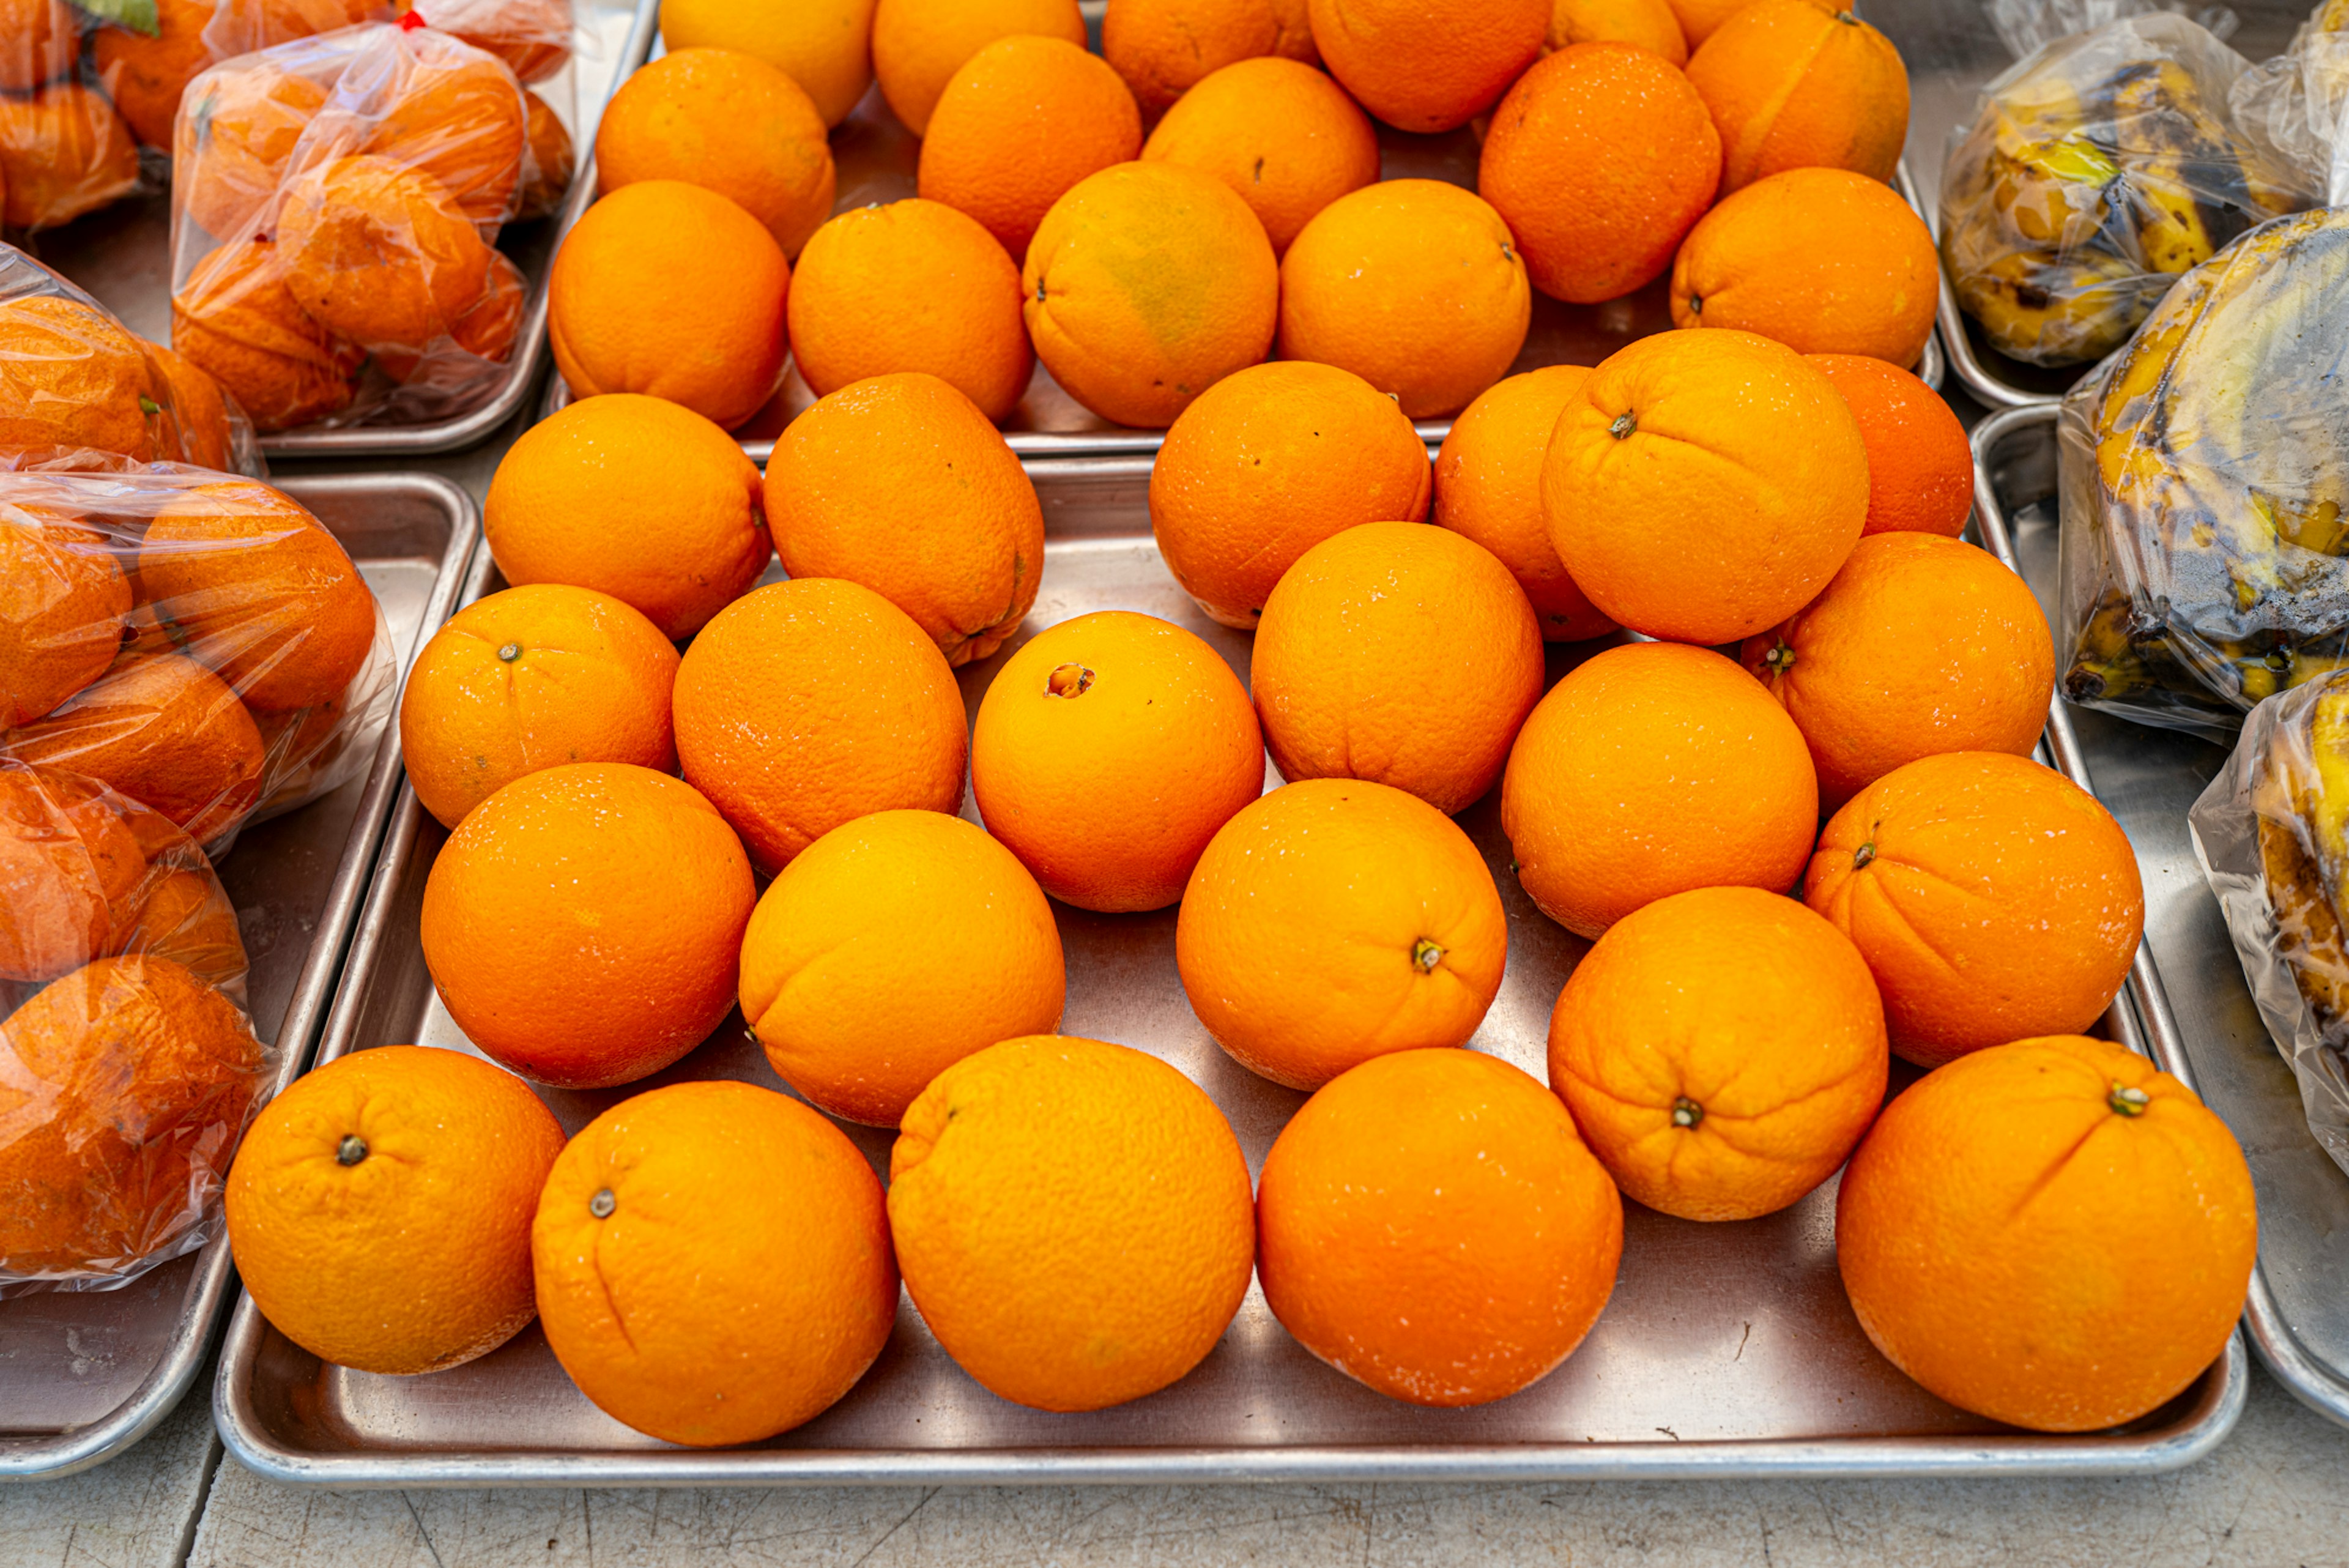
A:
212,0,2260,1452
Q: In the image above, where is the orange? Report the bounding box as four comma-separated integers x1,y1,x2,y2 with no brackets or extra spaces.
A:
202,0,401,53
484,392,770,640
376,248,527,384
918,35,1144,261
762,372,1044,666
139,481,379,715
740,809,1065,1124
1837,1035,2256,1432
549,180,790,430
874,0,1088,134
786,199,1034,423
1307,0,1546,132
595,47,837,258
224,1046,566,1375
1253,522,1543,815
972,611,1264,912
0,294,174,462
276,155,494,357
1432,366,1615,641
1807,353,1972,537
0,954,265,1278
1685,0,1908,193
1501,641,1817,938
1138,56,1378,255
672,579,969,872
1178,779,1507,1088
1548,0,1686,61
5,654,268,847
1806,751,2145,1068
1256,1048,1621,1406
398,584,681,831
1743,533,2054,809
144,341,240,472
111,861,248,992
1671,166,1938,363
1540,328,1868,643
0,85,139,231
888,1035,1255,1411
1025,161,1279,428
658,0,880,127
516,86,574,220
360,34,529,225
1479,43,1720,304
174,63,330,240
170,236,363,433
1549,885,1887,1221
0,507,130,727
1279,178,1530,419
1148,360,1429,630
420,763,755,1088
91,0,214,149
0,764,146,985
428,0,574,83
1105,0,1318,114
0,0,78,94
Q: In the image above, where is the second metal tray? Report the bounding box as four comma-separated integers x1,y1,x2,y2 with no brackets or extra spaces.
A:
217,456,2235,1490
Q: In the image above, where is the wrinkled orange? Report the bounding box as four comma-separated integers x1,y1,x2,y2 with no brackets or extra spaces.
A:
5,653,267,847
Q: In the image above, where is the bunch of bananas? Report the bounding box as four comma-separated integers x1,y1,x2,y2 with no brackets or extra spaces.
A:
2058,205,2349,735
2247,673,2349,1046
1942,16,2309,366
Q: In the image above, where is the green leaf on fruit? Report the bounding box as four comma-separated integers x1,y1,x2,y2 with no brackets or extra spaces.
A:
75,0,161,36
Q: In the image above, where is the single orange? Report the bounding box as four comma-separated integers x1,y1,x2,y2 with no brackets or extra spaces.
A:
144,340,240,472
275,155,494,357
1106,0,1318,114
1685,0,1908,193
376,249,528,384
174,61,330,240
484,392,770,641
972,611,1265,912
1838,1035,2255,1432
0,507,130,728
1806,353,1973,537
1139,56,1380,256
418,763,757,1088
786,199,1034,424
1253,522,1543,815
671,579,970,872
535,1080,898,1444
763,372,1044,666
1176,778,1507,1089
1541,328,1868,643
0,84,142,231
360,31,529,224
888,1035,1256,1411
1279,179,1530,419
740,809,1066,1125
0,764,146,985
1480,43,1720,304
225,1046,565,1375
91,0,214,149
1023,160,1279,428
1743,533,2054,809
0,294,175,462
399,584,681,831
170,236,363,433
1501,641,1817,938
658,0,880,126
874,0,1088,134
1307,0,1547,132
1149,359,1430,630
111,859,249,994
1432,365,1616,641
1258,1048,1622,1406
1806,751,2146,1068
1548,0,1686,61
1549,884,1887,1221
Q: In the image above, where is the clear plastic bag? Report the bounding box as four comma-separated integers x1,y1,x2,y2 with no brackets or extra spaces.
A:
168,19,555,433
0,243,261,475
1989,0,2241,61
0,4,154,234
2055,204,2349,739
1940,12,2317,367
0,463,395,856
2191,669,2349,1178
0,757,271,1293
2230,0,2349,205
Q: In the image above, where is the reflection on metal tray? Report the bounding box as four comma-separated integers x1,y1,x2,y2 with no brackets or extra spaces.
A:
1973,404,2349,1431
33,0,658,459
542,93,1942,458
1872,0,2314,411
218,455,2235,1490
0,474,477,1482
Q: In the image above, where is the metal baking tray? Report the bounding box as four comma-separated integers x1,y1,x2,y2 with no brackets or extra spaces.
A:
32,0,658,459
1871,0,2311,412
218,453,2238,1490
542,78,1942,458
0,474,477,1482
1973,403,2349,1430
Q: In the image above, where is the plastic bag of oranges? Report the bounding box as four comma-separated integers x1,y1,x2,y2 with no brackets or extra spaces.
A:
168,17,570,433
0,245,261,474
0,463,396,857
0,2,151,233
0,756,273,1292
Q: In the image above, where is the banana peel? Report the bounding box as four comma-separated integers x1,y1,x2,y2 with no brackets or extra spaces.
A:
2252,678,2349,1040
